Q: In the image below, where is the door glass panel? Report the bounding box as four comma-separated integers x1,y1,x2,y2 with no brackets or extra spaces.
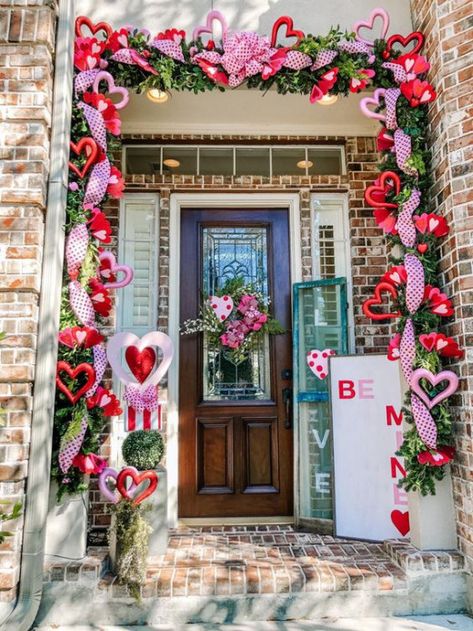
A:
202,226,271,401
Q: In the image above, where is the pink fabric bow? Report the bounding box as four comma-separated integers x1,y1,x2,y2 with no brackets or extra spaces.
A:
124,383,159,412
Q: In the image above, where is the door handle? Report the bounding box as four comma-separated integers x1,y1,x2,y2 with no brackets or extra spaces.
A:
282,387,292,429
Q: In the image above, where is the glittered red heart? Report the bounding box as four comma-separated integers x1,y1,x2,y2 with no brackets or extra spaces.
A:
117,467,158,506
74,15,113,40
362,282,400,321
56,361,96,405
365,171,401,209
383,32,425,60
270,16,305,48
69,138,99,179
391,510,410,536
125,346,156,384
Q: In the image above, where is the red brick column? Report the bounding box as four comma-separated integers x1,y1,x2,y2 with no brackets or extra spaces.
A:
0,0,57,606
410,0,473,565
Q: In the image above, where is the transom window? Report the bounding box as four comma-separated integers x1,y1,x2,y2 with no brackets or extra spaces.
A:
124,144,345,177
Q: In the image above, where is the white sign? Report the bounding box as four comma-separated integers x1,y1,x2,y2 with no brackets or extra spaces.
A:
329,354,409,541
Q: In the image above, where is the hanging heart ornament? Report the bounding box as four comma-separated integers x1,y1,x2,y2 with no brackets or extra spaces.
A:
306,348,336,380
362,282,400,321
107,331,174,387
98,251,134,289
56,361,96,405
69,137,99,179
125,346,157,384
209,295,234,322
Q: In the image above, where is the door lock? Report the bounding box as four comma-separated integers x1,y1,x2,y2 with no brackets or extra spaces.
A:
282,387,292,429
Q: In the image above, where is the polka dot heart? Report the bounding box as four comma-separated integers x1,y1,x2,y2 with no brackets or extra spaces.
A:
209,295,234,322
306,348,336,381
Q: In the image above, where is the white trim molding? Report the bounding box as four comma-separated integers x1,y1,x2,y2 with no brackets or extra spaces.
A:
168,192,302,526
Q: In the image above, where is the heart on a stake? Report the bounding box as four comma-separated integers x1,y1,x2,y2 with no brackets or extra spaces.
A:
107,331,174,388
353,8,390,47
209,295,234,322
56,361,96,405
383,32,425,60
98,466,138,504
69,138,99,179
98,251,134,289
391,510,410,536
365,171,401,209
125,346,157,384
117,467,158,505
410,368,459,410
75,15,113,40
417,243,428,254
270,16,305,48
306,349,336,380
362,282,400,321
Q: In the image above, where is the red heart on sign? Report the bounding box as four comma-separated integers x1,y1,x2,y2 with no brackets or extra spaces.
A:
365,171,401,209
125,346,156,383
56,361,96,405
391,510,410,536
362,282,400,321
383,32,425,60
69,138,99,179
75,15,113,40
270,16,305,48
117,467,158,506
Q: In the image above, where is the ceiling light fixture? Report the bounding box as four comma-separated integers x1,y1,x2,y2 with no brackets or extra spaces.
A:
163,158,180,168
297,160,314,169
146,88,169,104
317,94,338,106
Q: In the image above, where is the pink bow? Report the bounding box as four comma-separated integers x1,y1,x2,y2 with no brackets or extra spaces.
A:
124,383,159,412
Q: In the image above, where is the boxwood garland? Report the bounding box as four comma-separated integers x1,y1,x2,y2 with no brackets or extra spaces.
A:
55,10,462,500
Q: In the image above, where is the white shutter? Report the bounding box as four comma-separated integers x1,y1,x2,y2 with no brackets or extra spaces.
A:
117,194,159,336
311,193,354,351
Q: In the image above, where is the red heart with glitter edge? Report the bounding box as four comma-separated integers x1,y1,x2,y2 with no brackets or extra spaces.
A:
117,467,158,506
365,171,401,209
75,16,113,41
125,346,157,384
383,32,425,60
69,138,99,179
271,16,305,48
362,282,400,321
56,361,96,405
391,510,410,536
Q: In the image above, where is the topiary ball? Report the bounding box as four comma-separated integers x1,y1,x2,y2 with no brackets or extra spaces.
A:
122,430,165,470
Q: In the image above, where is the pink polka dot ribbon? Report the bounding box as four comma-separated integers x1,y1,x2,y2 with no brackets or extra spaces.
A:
84,157,111,207
384,88,401,130
396,188,421,248
405,253,425,314
58,414,88,473
411,393,438,449
77,101,107,151
400,317,416,383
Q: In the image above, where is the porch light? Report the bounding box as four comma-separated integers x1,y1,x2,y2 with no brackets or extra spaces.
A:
297,160,314,169
318,94,338,105
163,158,180,168
146,88,169,103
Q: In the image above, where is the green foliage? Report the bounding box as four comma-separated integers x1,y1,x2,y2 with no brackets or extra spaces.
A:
0,500,22,544
122,430,165,470
109,500,152,600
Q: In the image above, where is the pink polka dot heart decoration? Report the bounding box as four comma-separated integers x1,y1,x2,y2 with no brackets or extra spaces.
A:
306,349,336,381
209,295,234,322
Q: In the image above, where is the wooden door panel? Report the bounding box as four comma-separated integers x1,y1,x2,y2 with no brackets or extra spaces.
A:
242,417,278,492
197,417,234,494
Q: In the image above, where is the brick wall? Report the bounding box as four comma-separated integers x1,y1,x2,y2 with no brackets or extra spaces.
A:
87,133,387,533
0,0,57,607
410,0,473,567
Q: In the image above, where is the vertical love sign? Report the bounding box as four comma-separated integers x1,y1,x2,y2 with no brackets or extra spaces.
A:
329,354,409,541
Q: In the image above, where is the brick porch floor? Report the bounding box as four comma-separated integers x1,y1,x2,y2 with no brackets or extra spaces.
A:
44,525,465,599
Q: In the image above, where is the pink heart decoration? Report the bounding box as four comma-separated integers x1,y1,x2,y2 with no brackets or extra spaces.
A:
209,295,233,322
92,71,129,110
353,8,390,47
306,349,336,381
405,253,425,314
410,368,459,410
192,10,228,43
359,88,387,121
98,251,134,289
107,331,174,388
411,393,437,449
98,466,138,504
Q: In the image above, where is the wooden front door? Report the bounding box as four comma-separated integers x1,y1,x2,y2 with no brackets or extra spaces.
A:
179,208,293,518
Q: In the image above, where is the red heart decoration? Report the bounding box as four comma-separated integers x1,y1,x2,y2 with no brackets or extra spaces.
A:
365,171,401,209
383,32,425,60
418,446,455,467
417,243,428,254
419,332,437,352
75,16,113,41
69,138,99,179
125,346,156,384
56,361,96,405
117,467,158,506
362,282,400,321
391,510,410,536
271,16,305,48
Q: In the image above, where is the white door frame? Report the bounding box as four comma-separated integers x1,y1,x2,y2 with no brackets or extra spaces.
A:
167,192,302,527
